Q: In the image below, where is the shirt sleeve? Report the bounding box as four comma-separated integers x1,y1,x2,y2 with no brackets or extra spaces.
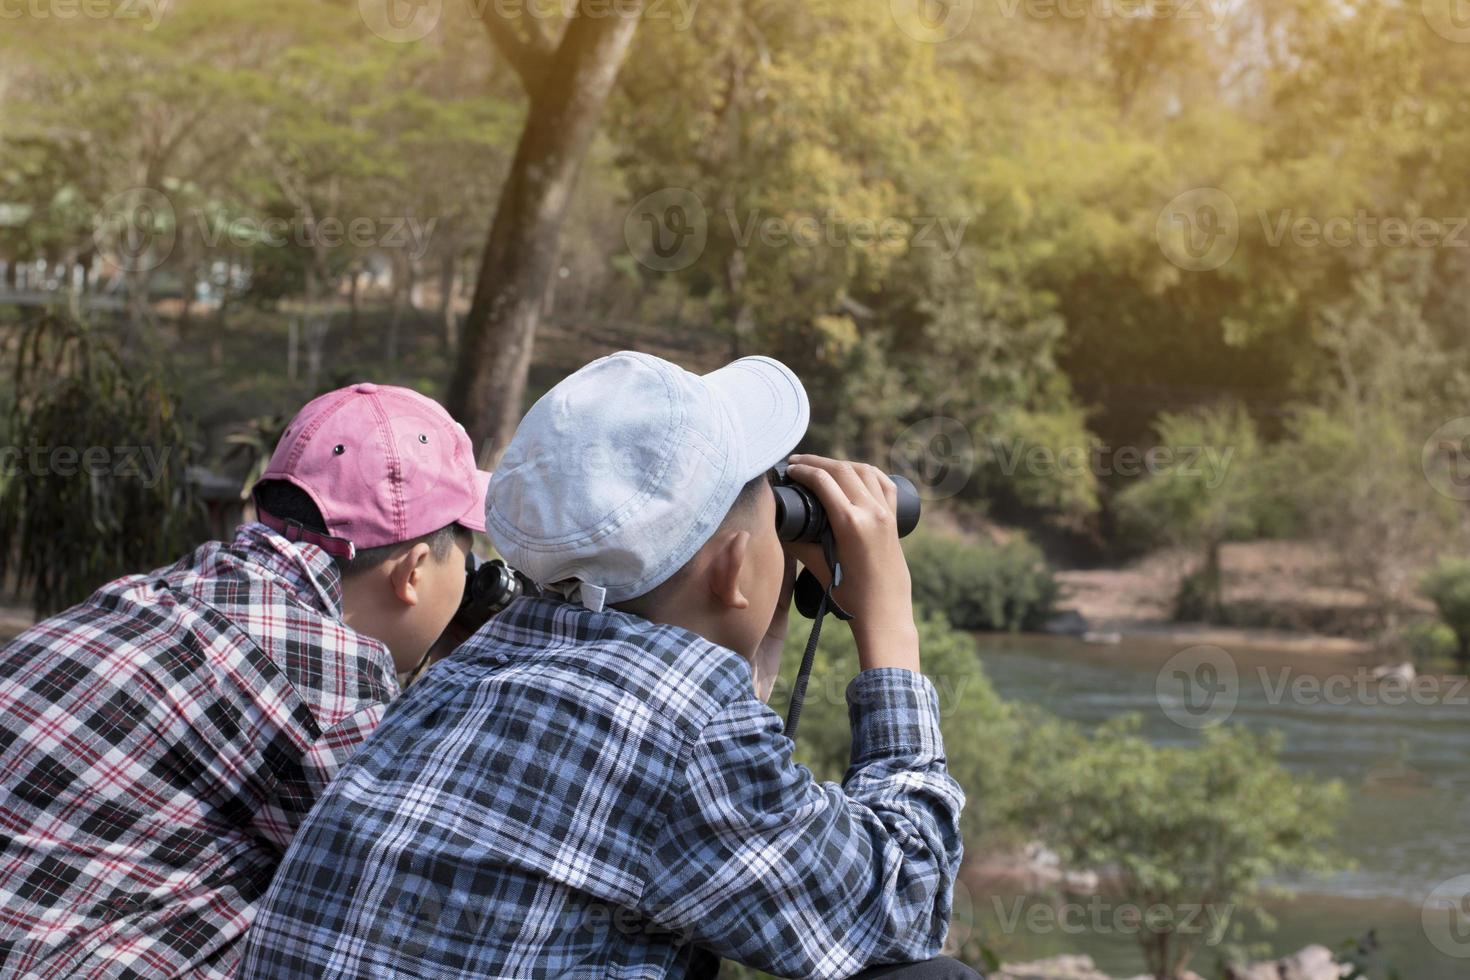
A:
251,702,388,850
638,668,965,980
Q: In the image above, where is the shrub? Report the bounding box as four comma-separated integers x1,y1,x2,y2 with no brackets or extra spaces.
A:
1011,720,1347,980
1421,559,1470,671
0,314,204,614
1400,619,1459,668
902,531,1058,633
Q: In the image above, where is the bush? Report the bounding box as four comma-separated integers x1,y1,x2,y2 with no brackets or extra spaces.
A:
1400,619,1459,668
902,531,1058,633
1421,559,1470,670
771,607,1052,849
0,314,204,615
1012,720,1347,980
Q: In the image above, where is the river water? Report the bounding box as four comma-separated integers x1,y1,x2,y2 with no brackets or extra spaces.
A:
970,632,1470,979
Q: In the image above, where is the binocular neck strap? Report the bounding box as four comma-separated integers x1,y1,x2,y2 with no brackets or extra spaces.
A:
785,531,849,740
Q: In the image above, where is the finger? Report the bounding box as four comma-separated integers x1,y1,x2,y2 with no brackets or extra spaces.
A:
784,462,860,534
855,464,893,514
788,454,877,508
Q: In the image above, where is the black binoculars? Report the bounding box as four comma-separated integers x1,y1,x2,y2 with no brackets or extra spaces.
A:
454,554,537,633
770,461,922,543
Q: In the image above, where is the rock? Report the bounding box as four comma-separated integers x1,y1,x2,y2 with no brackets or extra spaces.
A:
1225,944,1349,980
1061,869,1100,894
993,954,1111,980
1022,840,1062,871
1370,661,1416,682
1043,609,1090,636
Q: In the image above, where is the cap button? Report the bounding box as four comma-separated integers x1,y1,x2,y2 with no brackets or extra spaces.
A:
354,382,379,394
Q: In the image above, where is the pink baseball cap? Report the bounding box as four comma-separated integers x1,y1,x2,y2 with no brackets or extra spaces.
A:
255,382,490,560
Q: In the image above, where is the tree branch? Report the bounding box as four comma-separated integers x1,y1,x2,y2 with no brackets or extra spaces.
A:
479,7,558,92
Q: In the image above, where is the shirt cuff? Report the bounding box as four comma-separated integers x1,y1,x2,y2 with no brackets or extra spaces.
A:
845,668,944,766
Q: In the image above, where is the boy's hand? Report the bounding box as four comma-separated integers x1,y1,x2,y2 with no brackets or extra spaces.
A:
784,454,919,673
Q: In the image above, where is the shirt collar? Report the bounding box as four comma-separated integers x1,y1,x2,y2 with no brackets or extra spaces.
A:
231,521,345,616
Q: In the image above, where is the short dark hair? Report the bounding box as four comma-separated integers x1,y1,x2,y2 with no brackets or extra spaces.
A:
614,472,771,618
252,480,467,576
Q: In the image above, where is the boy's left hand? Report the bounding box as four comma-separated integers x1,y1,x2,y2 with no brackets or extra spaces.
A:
751,554,797,702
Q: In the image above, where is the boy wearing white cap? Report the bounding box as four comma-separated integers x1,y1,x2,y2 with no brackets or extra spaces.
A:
238,353,972,979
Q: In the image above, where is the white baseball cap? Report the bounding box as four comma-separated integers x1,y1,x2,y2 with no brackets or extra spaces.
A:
486,351,809,610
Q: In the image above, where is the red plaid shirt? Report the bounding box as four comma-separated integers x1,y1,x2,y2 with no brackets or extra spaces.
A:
0,523,400,979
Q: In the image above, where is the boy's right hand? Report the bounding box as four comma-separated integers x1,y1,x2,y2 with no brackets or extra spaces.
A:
783,454,919,673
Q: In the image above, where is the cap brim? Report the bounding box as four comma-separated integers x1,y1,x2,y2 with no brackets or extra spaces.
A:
458,468,492,533
704,356,810,477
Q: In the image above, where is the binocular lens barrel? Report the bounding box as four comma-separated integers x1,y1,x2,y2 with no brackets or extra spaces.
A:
773,474,921,543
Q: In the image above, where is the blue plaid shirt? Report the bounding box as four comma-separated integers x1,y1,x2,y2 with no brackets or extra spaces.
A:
237,596,965,979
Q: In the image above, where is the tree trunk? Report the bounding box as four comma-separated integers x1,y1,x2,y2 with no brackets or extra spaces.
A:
439,250,459,353
447,5,646,460
1457,634,1470,673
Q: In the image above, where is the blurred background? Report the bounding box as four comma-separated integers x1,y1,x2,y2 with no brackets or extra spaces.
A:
3,1,1470,977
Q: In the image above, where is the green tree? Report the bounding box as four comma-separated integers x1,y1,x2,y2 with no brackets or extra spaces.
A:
0,314,203,615
1114,405,1264,620
1014,721,1346,980
1421,560,1470,672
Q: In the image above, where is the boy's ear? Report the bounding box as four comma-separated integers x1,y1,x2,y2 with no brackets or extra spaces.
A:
706,529,752,611
387,542,434,607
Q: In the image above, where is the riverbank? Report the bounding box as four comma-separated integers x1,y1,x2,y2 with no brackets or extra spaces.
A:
1051,540,1426,659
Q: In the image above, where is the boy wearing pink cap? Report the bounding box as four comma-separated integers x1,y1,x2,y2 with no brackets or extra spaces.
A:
0,383,491,980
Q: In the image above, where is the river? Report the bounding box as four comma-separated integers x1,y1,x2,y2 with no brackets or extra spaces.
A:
970,632,1470,979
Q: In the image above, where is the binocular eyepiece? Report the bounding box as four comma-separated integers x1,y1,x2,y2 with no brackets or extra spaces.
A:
771,462,921,543
455,554,537,632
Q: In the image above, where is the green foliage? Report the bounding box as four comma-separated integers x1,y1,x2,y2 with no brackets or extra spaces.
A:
1400,620,1460,668
1421,560,1470,669
0,314,204,615
903,532,1058,633
771,608,1050,850
1115,405,1265,620
1013,720,1348,980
